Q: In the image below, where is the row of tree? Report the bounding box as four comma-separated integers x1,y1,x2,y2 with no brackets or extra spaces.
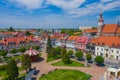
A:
0,46,40,57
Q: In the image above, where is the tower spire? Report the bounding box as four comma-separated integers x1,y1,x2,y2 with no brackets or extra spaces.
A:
97,12,104,37
99,12,104,22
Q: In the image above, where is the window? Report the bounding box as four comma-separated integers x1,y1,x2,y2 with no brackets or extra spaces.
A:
106,49,108,51
112,50,114,53
117,51,119,54
97,48,99,50
101,48,103,51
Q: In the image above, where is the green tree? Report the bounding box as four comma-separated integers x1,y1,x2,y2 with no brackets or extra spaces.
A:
55,46,61,53
86,53,92,61
6,58,19,80
68,50,73,56
19,47,26,52
46,36,52,53
75,51,83,59
21,55,31,73
61,29,66,33
92,27,97,29
94,56,104,64
50,47,56,58
62,52,71,64
26,31,32,35
8,27,15,32
0,50,7,57
34,46,40,50
10,48,17,54
61,48,67,58
26,46,31,50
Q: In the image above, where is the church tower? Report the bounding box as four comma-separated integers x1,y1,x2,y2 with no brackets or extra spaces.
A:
97,12,104,36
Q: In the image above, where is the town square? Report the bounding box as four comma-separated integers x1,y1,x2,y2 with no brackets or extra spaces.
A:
0,0,120,80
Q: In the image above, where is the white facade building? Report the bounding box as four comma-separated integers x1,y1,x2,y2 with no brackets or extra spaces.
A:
95,46,120,60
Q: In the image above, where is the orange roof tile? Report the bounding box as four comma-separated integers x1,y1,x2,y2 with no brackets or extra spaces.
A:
5,36,26,45
84,29,97,33
117,28,120,33
2,32,15,34
102,24,118,33
90,38,98,43
67,36,79,41
92,36,120,47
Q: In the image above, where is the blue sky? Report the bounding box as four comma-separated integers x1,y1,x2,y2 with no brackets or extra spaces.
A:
0,0,120,29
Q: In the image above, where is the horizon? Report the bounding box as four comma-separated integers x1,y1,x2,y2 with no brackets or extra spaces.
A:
0,0,120,28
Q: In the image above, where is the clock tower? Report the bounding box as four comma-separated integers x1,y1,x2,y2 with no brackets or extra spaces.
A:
97,12,104,36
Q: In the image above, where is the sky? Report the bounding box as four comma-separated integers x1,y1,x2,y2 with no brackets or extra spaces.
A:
0,0,120,29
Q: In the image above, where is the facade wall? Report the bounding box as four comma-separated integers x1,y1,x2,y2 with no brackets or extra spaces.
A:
66,41,75,48
95,46,120,60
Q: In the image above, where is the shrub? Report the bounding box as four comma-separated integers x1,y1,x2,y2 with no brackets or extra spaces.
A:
10,48,17,54
0,50,7,56
68,50,74,56
94,56,104,64
75,51,83,59
86,53,92,61
55,46,61,54
62,53,71,64
34,46,40,50
19,47,26,52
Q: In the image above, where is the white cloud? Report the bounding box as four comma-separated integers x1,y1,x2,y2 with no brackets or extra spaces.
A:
68,0,120,17
9,0,44,10
103,0,120,11
46,0,86,10
100,0,114,3
5,0,120,17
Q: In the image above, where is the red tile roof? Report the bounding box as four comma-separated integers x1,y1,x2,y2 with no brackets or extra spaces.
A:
102,24,118,33
117,28,120,33
90,36,120,47
84,29,97,33
67,36,79,41
5,36,26,45
90,38,98,44
76,36,89,44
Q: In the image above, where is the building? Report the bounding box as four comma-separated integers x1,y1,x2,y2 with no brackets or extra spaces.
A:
66,36,79,49
86,37,98,55
75,36,89,52
79,26,93,32
83,29,97,37
0,36,41,51
83,13,120,37
94,36,120,60
55,33,68,47
97,13,120,37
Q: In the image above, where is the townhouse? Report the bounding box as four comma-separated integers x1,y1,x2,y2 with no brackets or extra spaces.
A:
0,35,41,51
75,36,89,52
66,36,79,49
95,36,120,60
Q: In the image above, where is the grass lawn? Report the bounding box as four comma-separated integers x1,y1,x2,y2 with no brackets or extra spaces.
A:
47,57,55,62
39,69,91,80
52,60,84,67
47,54,61,62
